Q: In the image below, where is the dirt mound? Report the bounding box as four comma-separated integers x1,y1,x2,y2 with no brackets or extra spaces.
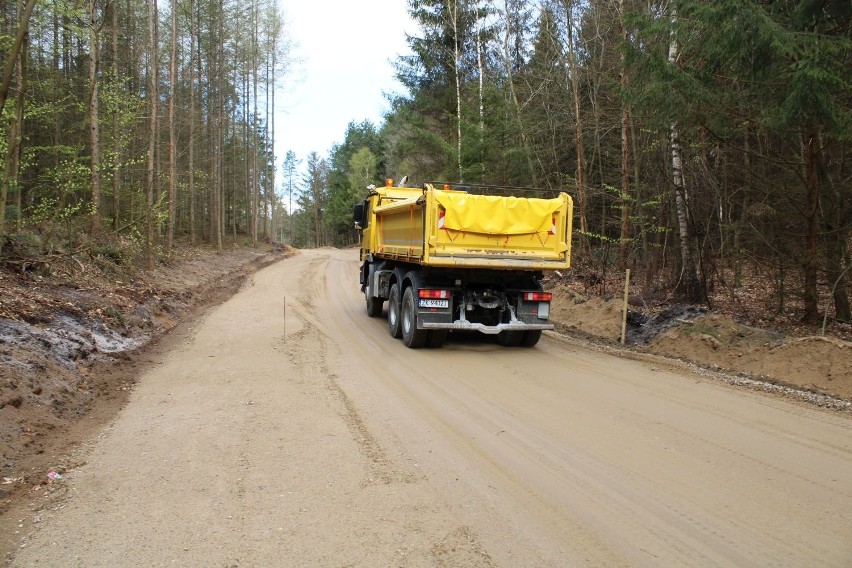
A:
650,315,852,399
549,287,626,341
548,284,851,404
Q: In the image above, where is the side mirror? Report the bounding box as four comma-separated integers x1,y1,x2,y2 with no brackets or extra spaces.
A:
353,203,365,228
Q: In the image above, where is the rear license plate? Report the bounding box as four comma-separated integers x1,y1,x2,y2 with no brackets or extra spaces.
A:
419,299,449,309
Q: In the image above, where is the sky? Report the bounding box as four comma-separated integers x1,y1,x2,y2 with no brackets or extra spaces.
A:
274,1,414,181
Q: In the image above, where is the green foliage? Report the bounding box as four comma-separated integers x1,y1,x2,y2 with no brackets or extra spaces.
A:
347,147,379,198
580,230,619,245
673,0,852,137
321,123,387,245
325,147,378,246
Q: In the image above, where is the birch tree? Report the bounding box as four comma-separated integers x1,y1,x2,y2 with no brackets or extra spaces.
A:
667,4,701,301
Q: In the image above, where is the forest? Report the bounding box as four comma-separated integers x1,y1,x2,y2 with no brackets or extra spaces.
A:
1,0,850,328
0,0,288,268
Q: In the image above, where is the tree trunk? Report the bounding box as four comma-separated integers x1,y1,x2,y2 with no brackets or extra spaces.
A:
670,119,701,300
733,124,751,287
251,0,259,245
475,7,484,178
153,0,161,239
824,141,850,322
450,0,463,182
188,0,196,244
1,0,27,237
268,24,276,242
264,39,271,241
242,55,249,236
825,228,851,322
145,0,157,270
618,0,630,268
502,0,538,185
88,0,101,235
1,2,23,237
801,131,820,322
563,0,588,246
215,0,224,252
12,31,24,233
668,7,701,301
111,0,121,231
0,0,36,118
167,0,177,250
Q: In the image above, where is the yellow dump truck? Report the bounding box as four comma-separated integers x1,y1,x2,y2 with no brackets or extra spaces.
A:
353,180,573,348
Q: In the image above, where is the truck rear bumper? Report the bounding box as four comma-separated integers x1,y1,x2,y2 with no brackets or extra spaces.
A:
421,321,553,335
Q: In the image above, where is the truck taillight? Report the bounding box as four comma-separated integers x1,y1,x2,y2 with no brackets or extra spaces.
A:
419,289,450,299
523,291,552,302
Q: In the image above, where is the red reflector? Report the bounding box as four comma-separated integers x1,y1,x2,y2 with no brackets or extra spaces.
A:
419,289,449,299
523,292,552,302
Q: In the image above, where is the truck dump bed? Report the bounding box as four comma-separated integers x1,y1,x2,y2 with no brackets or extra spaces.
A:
371,184,573,271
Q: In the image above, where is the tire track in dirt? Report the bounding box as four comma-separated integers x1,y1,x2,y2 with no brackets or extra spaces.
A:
284,252,497,564
285,259,419,487
431,525,495,568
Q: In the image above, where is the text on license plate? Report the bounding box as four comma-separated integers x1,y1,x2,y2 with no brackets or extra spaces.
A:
418,299,449,309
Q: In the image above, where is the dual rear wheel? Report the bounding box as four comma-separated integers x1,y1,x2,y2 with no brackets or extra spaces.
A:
387,285,447,348
401,286,429,348
496,329,542,347
385,284,540,348
365,292,383,318
387,284,402,338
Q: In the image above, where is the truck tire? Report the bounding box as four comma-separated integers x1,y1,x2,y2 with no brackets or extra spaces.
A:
366,293,383,318
427,330,448,348
520,330,542,347
387,283,402,338
496,330,523,346
401,287,428,348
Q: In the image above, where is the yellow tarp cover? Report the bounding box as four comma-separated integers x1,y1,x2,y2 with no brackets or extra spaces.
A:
433,191,564,235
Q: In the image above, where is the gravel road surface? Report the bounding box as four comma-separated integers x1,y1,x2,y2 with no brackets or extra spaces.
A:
10,248,852,567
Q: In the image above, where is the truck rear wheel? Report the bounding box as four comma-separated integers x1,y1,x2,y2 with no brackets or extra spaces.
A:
427,330,448,348
496,330,523,346
387,283,402,338
520,330,542,347
366,293,383,318
401,287,428,348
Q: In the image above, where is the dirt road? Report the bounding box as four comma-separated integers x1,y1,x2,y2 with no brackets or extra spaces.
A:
9,248,852,567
